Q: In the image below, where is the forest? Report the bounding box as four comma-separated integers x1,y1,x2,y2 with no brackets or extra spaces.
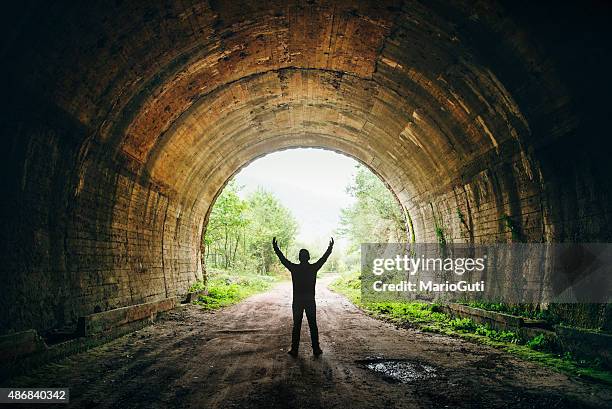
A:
202,164,406,275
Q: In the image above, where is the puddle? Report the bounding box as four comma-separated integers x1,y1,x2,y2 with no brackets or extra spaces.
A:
356,358,437,383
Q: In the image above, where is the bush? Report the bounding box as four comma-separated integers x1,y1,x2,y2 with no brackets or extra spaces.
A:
475,325,520,343
188,280,206,293
194,272,279,310
449,317,476,331
526,334,557,351
329,271,362,304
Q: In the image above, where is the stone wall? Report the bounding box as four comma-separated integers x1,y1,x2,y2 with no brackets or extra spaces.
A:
0,122,202,333
1,0,611,335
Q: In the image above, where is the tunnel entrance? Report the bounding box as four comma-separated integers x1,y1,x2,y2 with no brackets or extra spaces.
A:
196,147,407,307
2,1,612,406
1,0,611,349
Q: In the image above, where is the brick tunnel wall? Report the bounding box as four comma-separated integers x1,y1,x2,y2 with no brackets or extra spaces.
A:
1,0,611,336
1,118,203,332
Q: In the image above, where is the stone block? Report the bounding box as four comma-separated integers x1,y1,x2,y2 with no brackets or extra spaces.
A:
77,297,179,336
0,330,47,362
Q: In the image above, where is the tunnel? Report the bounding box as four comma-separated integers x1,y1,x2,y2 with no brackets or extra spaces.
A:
1,1,612,406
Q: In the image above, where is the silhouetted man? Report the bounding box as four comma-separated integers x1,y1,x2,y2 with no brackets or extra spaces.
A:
272,237,334,357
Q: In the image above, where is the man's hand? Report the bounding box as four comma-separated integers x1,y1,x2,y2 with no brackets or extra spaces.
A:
272,236,291,267
313,237,334,269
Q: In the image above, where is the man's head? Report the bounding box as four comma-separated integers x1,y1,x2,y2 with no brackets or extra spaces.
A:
298,249,310,263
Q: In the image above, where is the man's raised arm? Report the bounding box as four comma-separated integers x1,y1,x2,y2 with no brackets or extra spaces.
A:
313,237,334,270
272,237,293,269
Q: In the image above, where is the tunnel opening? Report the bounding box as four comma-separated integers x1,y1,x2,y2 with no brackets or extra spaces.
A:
196,147,408,306
1,2,611,388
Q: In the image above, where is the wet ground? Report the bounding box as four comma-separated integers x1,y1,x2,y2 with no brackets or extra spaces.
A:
356,358,438,383
5,276,612,408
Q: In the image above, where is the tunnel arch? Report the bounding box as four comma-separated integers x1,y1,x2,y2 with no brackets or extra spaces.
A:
130,60,535,261
198,145,413,264
2,0,611,334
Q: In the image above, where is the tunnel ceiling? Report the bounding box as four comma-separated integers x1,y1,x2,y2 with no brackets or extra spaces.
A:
2,0,611,333
126,0,534,211
9,0,543,214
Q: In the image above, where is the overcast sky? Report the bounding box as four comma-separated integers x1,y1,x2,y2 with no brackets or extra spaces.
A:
233,148,358,247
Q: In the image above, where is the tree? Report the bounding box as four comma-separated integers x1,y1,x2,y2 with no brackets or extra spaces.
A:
245,188,298,273
203,182,298,274
338,165,406,267
203,180,249,268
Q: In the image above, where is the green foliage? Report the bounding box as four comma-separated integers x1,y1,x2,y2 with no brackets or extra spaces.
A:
474,325,520,343
449,317,476,331
194,272,279,310
457,208,466,225
204,181,298,274
338,165,406,245
366,301,449,324
188,280,206,293
525,333,560,352
205,181,248,246
429,202,447,249
500,213,521,241
243,188,298,274
445,315,520,342
337,165,406,270
434,226,447,247
527,334,547,350
505,345,612,385
328,276,611,384
329,271,362,304
406,212,416,243
456,208,471,238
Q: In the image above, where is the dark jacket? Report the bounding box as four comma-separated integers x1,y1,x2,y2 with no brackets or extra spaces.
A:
273,243,332,301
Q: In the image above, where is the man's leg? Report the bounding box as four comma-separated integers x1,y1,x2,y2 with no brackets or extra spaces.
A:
304,300,321,354
290,301,304,353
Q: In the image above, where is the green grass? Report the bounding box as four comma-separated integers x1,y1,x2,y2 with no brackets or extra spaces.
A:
188,280,206,293
329,272,612,385
192,271,281,310
329,271,361,303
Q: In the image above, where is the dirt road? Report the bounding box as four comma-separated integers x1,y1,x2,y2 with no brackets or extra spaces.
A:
7,276,611,408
